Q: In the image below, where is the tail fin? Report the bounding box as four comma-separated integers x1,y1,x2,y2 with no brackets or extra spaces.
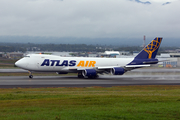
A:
135,37,162,59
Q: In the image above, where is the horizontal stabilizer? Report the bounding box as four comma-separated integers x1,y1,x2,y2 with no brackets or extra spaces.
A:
143,60,169,64
143,61,159,64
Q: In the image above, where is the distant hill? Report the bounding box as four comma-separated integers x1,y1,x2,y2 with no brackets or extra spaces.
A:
0,36,179,47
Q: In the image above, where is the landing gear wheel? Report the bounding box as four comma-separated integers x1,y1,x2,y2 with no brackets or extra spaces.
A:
78,75,84,78
95,75,99,78
88,75,99,79
29,75,33,79
88,76,93,79
78,72,84,78
28,71,33,79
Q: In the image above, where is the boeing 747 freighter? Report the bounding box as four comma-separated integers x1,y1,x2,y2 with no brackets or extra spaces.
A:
15,37,162,79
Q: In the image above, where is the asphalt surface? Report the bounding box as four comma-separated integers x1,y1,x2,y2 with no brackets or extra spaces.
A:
0,69,28,73
0,75,180,88
0,68,180,88
1,68,180,73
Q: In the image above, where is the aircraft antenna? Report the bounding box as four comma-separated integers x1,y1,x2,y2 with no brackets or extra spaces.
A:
143,35,146,48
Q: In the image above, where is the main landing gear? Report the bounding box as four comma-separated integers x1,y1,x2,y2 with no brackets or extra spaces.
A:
78,72,84,78
77,72,99,79
28,71,33,79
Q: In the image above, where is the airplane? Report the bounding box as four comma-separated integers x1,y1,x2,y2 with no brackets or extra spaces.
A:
15,37,162,79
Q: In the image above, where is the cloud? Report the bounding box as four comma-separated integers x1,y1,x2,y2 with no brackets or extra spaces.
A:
0,0,179,40
162,2,171,5
134,0,151,4
150,0,177,3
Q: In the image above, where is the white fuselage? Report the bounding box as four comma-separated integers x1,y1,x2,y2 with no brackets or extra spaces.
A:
15,54,134,72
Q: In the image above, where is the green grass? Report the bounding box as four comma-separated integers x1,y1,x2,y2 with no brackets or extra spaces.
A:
0,64,16,68
0,58,17,68
0,86,180,120
0,59,17,64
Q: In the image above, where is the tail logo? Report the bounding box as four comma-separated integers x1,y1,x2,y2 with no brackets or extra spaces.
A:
144,37,162,59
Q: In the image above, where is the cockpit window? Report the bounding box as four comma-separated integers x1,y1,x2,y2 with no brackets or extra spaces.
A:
24,56,30,57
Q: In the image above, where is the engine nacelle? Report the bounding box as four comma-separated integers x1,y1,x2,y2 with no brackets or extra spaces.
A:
56,72,68,74
111,67,125,75
82,69,97,77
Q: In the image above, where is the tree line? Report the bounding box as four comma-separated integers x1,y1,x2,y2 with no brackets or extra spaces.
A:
0,43,178,53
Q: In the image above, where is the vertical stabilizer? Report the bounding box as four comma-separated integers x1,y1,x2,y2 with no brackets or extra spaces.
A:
135,37,162,59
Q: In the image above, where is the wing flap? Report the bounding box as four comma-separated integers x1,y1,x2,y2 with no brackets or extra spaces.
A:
97,66,118,69
125,64,150,68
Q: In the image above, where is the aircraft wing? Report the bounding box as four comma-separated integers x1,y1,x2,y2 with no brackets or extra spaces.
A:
98,64,150,69
68,64,151,71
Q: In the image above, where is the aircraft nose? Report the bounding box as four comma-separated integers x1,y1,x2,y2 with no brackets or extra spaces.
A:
15,59,27,69
15,60,21,67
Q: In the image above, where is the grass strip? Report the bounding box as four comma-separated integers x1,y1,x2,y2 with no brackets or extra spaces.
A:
0,85,180,120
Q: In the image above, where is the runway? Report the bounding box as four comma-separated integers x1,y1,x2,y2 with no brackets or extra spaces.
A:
0,75,180,88
1,68,180,73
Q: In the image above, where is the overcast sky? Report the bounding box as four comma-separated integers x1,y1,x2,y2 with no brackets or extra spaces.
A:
0,0,179,40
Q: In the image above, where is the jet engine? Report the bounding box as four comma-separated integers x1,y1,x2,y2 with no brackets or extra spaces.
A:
111,67,125,75
82,69,97,78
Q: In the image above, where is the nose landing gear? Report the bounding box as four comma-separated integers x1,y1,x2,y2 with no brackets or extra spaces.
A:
28,71,33,79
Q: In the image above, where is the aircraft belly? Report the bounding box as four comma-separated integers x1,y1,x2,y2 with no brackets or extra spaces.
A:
37,66,64,72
